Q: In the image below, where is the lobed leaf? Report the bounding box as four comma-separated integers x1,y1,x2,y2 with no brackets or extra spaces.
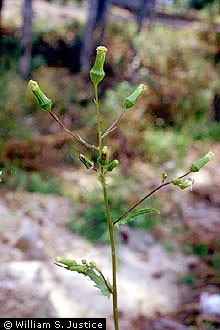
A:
85,269,111,297
55,258,111,298
115,208,160,227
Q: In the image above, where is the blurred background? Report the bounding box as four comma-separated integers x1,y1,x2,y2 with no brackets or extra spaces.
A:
0,0,220,329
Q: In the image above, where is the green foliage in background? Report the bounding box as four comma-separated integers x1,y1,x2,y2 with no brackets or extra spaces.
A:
184,242,209,256
133,25,218,126
0,68,32,141
2,166,62,195
68,176,162,244
68,191,123,243
189,0,215,10
1,21,220,172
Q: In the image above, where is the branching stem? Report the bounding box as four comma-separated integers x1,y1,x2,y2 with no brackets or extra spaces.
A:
113,171,190,226
49,112,98,151
94,83,119,330
102,109,126,139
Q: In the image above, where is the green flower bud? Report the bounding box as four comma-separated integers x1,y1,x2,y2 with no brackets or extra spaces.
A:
123,84,147,109
162,172,168,183
79,154,94,169
55,257,77,267
190,151,214,172
89,261,96,268
106,160,119,172
97,145,109,166
172,179,182,186
90,46,107,86
69,265,86,273
172,178,193,190
28,80,52,112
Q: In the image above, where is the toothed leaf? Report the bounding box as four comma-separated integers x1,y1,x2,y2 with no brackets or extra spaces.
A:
55,257,111,298
84,269,111,297
115,208,160,227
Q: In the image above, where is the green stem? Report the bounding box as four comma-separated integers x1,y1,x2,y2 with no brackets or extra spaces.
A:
103,184,119,330
94,85,102,154
94,83,119,329
102,109,126,139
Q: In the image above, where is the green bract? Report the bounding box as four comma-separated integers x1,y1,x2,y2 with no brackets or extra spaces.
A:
90,46,107,86
28,80,52,112
190,151,214,172
123,83,147,109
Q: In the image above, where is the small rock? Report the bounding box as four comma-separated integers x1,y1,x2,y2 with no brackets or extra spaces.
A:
200,292,220,316
0,261,56,318
119,225,155,253
15,219,44,259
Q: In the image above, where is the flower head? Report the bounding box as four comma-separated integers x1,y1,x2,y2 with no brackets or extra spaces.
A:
28,80,52,112
90,46,108,86
123,84,147,109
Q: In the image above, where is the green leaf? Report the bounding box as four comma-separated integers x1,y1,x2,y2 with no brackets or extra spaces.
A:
115,208,160,227
55,258,112,298
84,269,111,297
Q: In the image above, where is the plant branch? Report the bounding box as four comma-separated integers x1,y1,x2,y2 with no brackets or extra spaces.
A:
102,109,126,139
113,171,190,226
49,112,98,151
55,259,112,296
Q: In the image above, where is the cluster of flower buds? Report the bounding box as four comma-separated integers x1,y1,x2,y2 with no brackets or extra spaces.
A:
172,178,193,190
97,146,119,172
28,80,52,112
97,146,109,166
79,148,119,173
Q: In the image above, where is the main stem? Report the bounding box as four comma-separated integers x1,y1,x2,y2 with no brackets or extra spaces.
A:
95,84,119,330
103,184,119,330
